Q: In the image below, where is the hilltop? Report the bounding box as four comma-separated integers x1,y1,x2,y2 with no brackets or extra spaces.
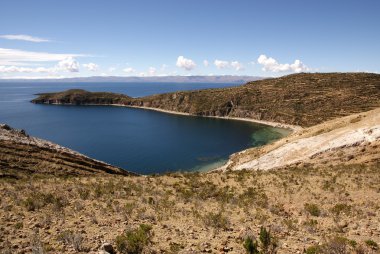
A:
32,73,380,127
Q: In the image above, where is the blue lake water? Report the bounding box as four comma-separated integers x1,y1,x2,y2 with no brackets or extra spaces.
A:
0,82,289,174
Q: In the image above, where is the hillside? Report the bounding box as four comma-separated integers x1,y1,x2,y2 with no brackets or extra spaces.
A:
0,129,379,253
220,108,380,171
0,124,135,178
32,73,380,127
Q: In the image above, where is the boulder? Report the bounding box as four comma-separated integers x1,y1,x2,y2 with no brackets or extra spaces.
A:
99,242,116,254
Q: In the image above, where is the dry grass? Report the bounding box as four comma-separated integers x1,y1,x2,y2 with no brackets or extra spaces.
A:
1,164,379,253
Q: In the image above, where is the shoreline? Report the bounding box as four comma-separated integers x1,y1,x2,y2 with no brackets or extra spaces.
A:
121,105,303,132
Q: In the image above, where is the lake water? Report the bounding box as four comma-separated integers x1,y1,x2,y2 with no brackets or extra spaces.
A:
0,82,289,174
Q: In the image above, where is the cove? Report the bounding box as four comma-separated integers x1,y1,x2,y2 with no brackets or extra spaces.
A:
0,82,289,174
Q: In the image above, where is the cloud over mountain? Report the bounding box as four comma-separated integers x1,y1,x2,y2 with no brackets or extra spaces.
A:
257,54,309,73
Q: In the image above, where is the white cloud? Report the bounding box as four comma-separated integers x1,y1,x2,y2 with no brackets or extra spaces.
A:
176,56,196,71
0,75,65,79
203,60,209,67
214,59,229,69
123,67,135,74
82,62,99,71
0,34,50,42
231,61,244,71
0,48,83,66
0,57,80,73
108,67,116,72
57,57,79,72
0,66,51,73
257,54,309,73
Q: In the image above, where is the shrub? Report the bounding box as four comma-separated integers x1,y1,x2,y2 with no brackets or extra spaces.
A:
115,224,152,254
242,227,277,254
203,211,229,230
259,227,272,252
365,239,378,250
57,230,84,252
14,222,23,229
243,238,259,254
331,203,351,216
24,197,38,211
304,203,321,217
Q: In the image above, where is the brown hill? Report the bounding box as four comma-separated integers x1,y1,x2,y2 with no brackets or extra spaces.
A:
32,73,380,127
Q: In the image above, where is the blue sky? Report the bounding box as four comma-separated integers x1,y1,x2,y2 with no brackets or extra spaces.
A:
0,0,379,79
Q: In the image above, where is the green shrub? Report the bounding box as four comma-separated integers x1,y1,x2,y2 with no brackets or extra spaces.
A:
304,203,321,217
259,227,272,252
365,239,378,250
115,224,152,254
14,222,23,229
243,238,259,254
242,227,277,254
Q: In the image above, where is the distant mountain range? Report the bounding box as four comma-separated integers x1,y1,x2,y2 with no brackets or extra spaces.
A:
0,75,264,83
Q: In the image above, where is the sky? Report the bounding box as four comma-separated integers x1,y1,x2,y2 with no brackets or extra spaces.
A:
0,0,379,79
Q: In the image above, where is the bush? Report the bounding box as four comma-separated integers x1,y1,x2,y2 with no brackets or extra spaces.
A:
259,227,273,253
330,203,351,216
14,222,23,229
365,239,378,250
115,224,152,254
57,230,84,252
304,203,321,217
244,238,259,254
242,227,277,254
203,211,229,230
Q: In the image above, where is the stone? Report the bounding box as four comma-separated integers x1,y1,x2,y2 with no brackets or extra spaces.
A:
99,242,116,254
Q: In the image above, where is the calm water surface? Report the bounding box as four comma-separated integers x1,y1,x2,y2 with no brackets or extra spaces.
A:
0,82,289,174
